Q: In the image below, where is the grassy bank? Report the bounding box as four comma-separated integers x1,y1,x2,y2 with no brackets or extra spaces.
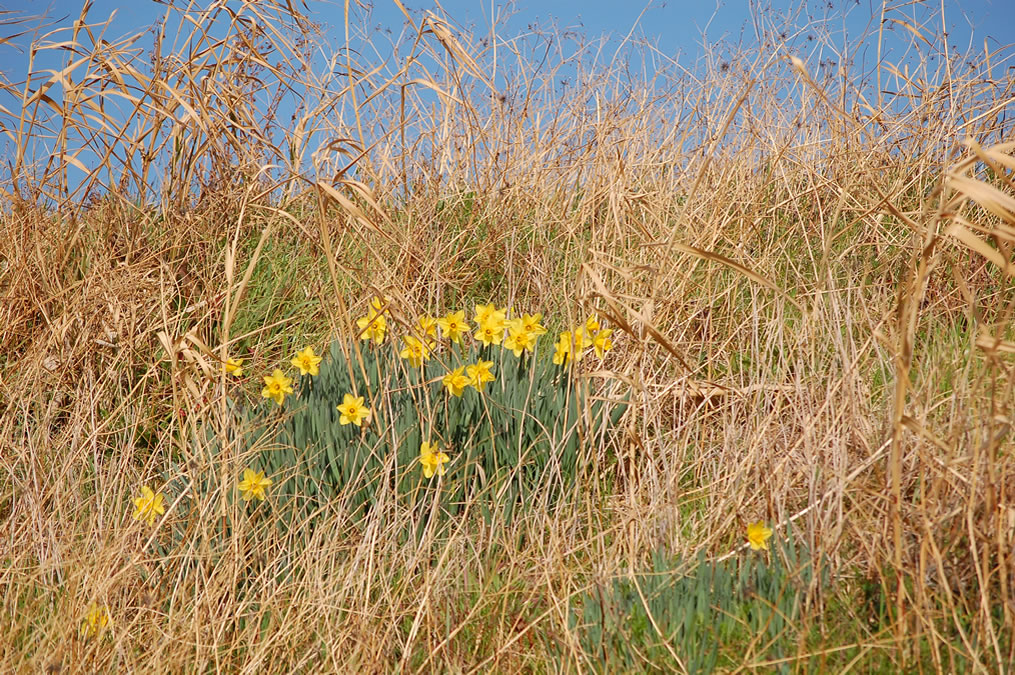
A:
2,1,1013,671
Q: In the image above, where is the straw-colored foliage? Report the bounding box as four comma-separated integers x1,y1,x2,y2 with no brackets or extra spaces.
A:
1,0,1013,670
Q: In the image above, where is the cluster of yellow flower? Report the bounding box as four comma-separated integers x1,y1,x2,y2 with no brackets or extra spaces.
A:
244,301,615,409
354,299,614,366
172,299,617,517
233,334,450,487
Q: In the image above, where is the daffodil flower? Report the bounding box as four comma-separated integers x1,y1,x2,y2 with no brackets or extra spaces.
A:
132,485,165,526
519,313,548,337
237,468,273,501
81,604,111,639
593,328,613,358
473,303,506,328
585,314,601,333
442,365,470,397
399,336,431,368
504,326,537,357
747,521,773,551
261,369,294,406
573,326,593,352
415,315,438,340
357,311,387,344
437,310,468,343
357,298,388,344
474,321,505,347
337,393,371,426
224,357,244,377
552,331,573,366
419,441,449,478
291,346,323,376
466,360,495,390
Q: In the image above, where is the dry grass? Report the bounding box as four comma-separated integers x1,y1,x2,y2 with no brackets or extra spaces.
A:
2,0,1014,671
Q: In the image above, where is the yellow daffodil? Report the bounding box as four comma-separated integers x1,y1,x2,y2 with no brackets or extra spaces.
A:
437,310,468,343
503,329,523,355
291,346,323,377
474,321,505,347
442,365,470,397
519,313,548,337
132,485,165,526
593,328,613,358
466,360,495,390
415,315,438,340
357,311,387,344
81,604,110,639
504,326,537,357
419,441,449,478
573,326,593,352
224,357,244,377
552,331,573,366
747,521,773,551
585,314,601,333
237,468,272,502
399,335,432,368
474,303,506,328
356,298,388,344
337,393,371,426
261,369,294,406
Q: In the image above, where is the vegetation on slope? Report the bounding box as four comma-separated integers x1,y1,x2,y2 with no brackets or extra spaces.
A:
1,0,1013,670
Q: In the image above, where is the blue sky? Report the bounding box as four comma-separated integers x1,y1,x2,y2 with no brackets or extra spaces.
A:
7,0,1014,64
3,0,1012,199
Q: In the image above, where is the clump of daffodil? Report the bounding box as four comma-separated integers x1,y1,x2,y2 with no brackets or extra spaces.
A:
261,369,294,406
356,297,388,345
132,485,165,526
437,310,468,344
291,346,323,376
747,521,773,551
593,328,613,358
399,335,432,368
224,357,244,377
419,441,449,478
237,468,273,502
337,393,371,426
442,365,470,397
466,360,495,390
81,604,111,639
